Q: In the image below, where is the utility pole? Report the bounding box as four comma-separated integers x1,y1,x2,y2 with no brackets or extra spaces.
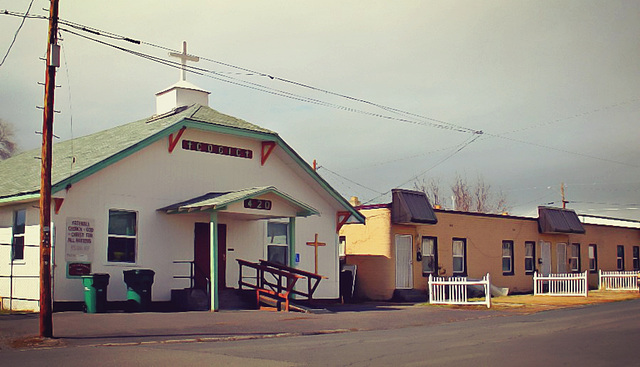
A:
561,182,568,209
40,0,60,338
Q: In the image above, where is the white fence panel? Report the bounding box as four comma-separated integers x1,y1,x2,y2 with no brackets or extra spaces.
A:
533,271,588,297
428,273,491,308
599,270,639,291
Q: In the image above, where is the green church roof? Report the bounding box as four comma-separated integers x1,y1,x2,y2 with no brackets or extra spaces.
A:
0,104,274,200
0,104,364,223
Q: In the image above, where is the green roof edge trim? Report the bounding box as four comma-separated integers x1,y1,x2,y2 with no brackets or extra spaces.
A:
0,192,39,204
210,187,318,217
162,187,319,217
52,124,187,194
271,137,365,224
33,109,362,223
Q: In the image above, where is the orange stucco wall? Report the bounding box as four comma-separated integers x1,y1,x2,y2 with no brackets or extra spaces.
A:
341,208,640,301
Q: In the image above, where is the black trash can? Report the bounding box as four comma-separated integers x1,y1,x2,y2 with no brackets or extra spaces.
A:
340,265,357,302
82,273,110,313
123,269,155,312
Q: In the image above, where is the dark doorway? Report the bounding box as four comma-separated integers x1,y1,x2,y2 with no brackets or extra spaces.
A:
194,223,227,291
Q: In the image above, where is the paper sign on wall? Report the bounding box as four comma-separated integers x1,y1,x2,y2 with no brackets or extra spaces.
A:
65,218,95,262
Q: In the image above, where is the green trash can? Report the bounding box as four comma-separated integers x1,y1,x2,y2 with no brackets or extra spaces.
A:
82,273,110,313
123,269,155,312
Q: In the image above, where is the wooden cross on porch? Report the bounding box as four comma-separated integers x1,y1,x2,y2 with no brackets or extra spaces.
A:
306,233,326,275
169,41,199,82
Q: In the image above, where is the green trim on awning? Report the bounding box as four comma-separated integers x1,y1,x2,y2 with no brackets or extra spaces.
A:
158,186,320,217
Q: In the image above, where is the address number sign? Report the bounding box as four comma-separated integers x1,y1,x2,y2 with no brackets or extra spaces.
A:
244,199,272,210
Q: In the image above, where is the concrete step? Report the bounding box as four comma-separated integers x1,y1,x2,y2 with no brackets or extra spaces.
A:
393,289,427,303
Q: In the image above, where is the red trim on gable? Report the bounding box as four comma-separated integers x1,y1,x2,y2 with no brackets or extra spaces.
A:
168,126,187,153
337,211,351,233
261,141,276,166
53,198,64,214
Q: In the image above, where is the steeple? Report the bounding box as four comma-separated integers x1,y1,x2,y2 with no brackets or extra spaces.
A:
155,41,210,115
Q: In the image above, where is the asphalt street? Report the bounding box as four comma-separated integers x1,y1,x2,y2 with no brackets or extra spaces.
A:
2,299,639,366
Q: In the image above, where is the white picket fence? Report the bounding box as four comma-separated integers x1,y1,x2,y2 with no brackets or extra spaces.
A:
533,271,588,297
428,273,491,308
599,270,639,291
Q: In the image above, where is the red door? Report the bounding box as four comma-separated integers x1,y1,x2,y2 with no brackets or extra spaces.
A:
194,223,227,291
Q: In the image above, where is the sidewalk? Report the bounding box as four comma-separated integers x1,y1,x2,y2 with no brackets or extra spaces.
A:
0,302,508,351
2,290,638,351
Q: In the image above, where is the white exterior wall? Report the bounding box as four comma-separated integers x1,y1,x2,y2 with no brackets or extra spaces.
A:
40,126,343,305
0,205,41,311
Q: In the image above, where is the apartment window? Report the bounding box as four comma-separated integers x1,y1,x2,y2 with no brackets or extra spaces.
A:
569,243,581,273
524,241,535,275
616,245,625,271
421,237,437,276
107,210,137,263
502,241,514,275
452,238,467,276
267,222,288,265
588,244,597,273
339,236,346,258
633,246,639,271
11,209,26,261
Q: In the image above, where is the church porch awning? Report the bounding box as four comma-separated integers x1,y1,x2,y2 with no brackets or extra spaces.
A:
157,186,319,219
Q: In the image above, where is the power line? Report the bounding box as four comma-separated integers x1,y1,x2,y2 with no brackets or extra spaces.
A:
502,97,640,135
58,26,478,134
3,10,636,170
363,134,482,204
317,166,385,195
55,17,639,169
0,1,36,68
484,131,639,168
0,11,478,133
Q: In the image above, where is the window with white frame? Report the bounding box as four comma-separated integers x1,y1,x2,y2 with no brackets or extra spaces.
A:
421,237,437,276
107,210,137,263
266,221,288,265
452,238,466,276
588,244,597,273
616,245,625,271
569,243,580,272
11,209,26,261
524,241,535,275
502,240,514,275
633,246,639,271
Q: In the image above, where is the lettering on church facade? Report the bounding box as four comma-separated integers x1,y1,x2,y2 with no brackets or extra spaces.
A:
182,139,253,159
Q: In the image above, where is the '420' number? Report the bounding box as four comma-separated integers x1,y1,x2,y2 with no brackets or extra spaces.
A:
244,199,272,210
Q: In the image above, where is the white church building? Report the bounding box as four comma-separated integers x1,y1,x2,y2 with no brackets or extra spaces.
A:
0,45,363,312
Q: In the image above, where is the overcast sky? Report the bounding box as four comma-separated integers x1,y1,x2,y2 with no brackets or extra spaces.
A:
1,0,639,220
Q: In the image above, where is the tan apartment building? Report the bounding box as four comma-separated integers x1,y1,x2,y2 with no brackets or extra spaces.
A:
341,189,640,301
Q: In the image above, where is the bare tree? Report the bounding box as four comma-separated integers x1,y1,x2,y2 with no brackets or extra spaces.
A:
451,174,472,211
474,175,491,213
494,189,510,214
415,173,511,214
414,177,444,207
0,119,17,160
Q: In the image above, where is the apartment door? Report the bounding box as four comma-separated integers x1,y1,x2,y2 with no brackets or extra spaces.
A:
556,243,567,273
395,234,413,289
540,241,551,276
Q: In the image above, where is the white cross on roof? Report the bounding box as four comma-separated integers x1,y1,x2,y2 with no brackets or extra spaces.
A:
169,41,199,82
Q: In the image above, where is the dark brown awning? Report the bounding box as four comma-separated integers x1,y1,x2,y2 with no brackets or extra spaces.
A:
538,207,585,234
391,189,438,225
